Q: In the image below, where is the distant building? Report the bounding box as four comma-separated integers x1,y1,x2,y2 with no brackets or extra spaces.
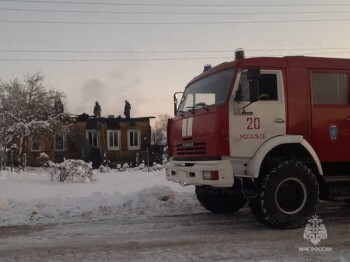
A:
24,113,154,168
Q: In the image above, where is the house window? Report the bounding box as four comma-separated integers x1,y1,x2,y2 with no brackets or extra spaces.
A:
54,133,66,151
312,72,349,105
31,137,42,152
128,129,141,150
86,130,100,148
107,130,120,150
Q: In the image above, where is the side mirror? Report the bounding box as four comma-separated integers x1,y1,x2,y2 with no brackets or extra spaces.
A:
247,68,260,103
173,92,183,116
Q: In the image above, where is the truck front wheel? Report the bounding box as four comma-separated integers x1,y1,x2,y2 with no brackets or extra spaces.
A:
250,161,319,229
195,180,247,213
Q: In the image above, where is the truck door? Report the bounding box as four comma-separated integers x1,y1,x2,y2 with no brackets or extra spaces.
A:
311,71,350,162
230,70,286,158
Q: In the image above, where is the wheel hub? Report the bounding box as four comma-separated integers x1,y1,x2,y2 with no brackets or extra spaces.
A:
275,177,307,215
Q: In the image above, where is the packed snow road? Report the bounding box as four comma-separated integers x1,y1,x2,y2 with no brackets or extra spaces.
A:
0,201,349,262
0,168,349,261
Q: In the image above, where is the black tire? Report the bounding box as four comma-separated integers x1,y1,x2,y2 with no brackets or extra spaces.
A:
249,187,269,226
250,161,319,229
195,180,247,213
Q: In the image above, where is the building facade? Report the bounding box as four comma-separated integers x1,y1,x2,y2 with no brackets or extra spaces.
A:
24,113,154,167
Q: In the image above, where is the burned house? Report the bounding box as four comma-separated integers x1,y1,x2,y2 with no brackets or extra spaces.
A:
24,102,154,167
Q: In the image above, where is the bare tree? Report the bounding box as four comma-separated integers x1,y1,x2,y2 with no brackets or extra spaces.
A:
0,72,70,164
0,110,15,169
151,114,170,145
0,84,17,168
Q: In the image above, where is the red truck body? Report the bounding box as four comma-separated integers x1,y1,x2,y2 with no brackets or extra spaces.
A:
168,56,350,164
165,53,350,229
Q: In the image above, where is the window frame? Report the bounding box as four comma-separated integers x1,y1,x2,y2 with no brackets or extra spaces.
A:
236,69,283,104
107,130,121,150
86,129,100,148
178,69,235,112
311,70,350,106
127,129,141,150
54,133,66,152
31,137,43,152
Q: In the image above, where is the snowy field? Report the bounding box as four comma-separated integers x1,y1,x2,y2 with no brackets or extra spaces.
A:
0,167,201,227
0,167,349,261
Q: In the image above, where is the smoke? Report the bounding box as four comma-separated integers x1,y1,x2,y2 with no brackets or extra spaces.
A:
68,72,142,117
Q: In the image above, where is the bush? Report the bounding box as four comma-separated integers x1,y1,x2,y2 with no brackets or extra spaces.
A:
49,159,93,183
38,152,50,167
99,153,110,173
152,162,163,170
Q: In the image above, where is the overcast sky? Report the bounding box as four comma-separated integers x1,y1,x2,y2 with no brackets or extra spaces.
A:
1,0,350,119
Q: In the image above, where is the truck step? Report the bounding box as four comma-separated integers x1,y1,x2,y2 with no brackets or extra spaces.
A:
322,179,350,199
324,196,350,201
324,175,350,183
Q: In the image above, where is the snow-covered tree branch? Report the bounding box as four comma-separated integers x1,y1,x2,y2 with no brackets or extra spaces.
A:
151,114,170,145
0,72,71,165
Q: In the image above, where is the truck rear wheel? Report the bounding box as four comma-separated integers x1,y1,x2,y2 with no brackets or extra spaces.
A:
250,161,319,229
195,180,247,213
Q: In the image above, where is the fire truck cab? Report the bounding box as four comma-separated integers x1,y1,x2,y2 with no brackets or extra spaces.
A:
165,50,350,229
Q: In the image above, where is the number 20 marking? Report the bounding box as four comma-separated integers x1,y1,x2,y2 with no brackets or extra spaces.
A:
247,117,261,130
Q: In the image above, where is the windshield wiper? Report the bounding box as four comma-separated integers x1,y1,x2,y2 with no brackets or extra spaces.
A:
186,106,196,114
187,102,210,113
194,102,210,111
177,110,185,116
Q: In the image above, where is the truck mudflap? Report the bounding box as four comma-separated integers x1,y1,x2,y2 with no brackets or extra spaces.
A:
165,159,234,187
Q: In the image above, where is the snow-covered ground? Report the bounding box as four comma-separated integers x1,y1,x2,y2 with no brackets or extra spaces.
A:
0,167,201,227
0,167,349,261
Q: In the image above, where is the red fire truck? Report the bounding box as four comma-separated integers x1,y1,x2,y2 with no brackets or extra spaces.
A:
165,50,350,229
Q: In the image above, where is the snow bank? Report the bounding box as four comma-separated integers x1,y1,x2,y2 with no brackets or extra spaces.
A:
0,198,8,211
0,168,202,226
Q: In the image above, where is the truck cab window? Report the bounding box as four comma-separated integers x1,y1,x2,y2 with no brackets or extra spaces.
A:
237,72,278,102
312,72,349,105
259,74,278,101
178,69,234,112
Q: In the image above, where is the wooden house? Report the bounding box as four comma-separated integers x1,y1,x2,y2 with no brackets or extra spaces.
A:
24,113,154,168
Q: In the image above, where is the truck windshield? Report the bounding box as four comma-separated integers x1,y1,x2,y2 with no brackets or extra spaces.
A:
178,69,234,113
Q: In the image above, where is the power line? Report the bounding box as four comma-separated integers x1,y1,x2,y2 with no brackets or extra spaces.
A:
1,18,350,25
0,56,233,62
0,0,350,7
242,48,350,52
288,51,350,56
2,51,350,62
0,7,349,16
0,47,349,54
248,51,350,57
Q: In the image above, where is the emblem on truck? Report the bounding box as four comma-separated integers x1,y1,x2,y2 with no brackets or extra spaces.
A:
329,125,339,141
